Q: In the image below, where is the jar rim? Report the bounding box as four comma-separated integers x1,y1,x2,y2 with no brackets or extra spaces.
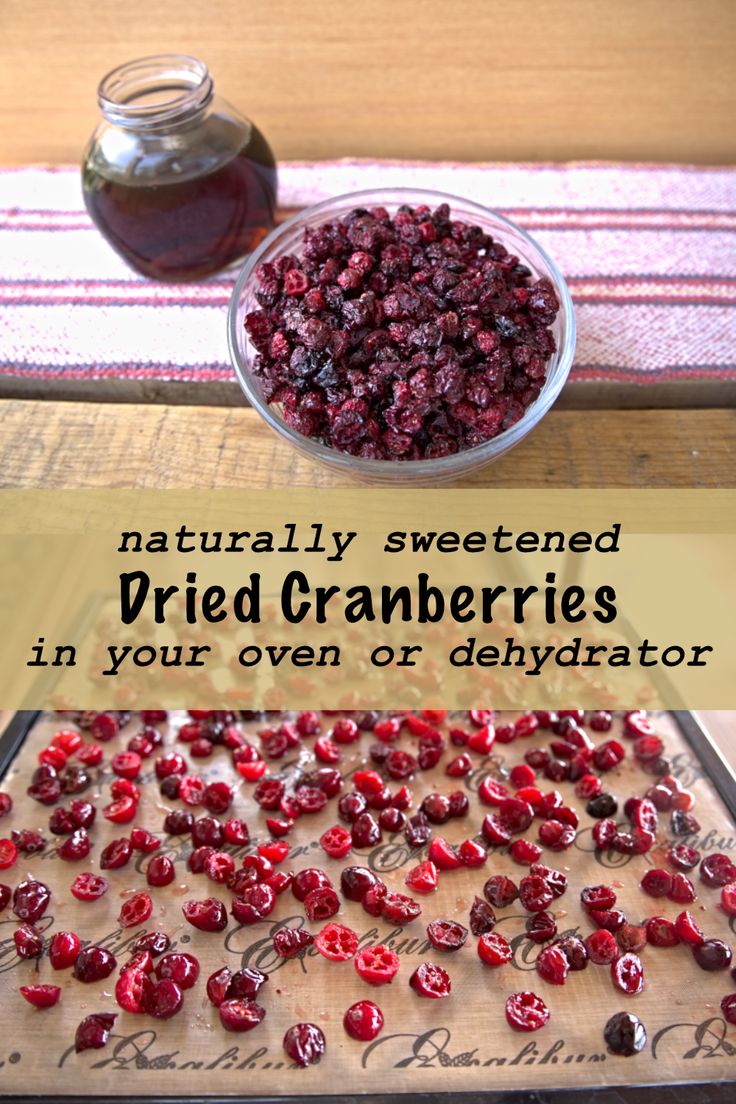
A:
97,53,213,129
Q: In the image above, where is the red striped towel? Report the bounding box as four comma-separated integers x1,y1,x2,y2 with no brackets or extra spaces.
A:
0,160,734,400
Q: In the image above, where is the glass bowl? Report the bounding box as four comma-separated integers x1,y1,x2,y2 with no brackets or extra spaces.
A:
227,187,575,485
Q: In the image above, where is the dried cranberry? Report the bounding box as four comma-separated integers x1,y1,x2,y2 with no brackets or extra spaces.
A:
701,853,736,888
581,884,617,912
283,1022,325,1067
692,938,732,971
155,952,200,989
182,897,228,932
519,875,554,913
558,935,589,971
220,998,266,1032
585,929,619,965
604,1011,647,1056
293,867,333,902
100,837,132,869
526,912,557,943
427,919,468,952
119,891,153,929
14,924,44,958
478,931,513,967
13,878,51,923
612,952,644,994
340,865,377,902
469,896,497,936
670,842,700,870
381,891,421,925
232,884,277,924
273,927,315,958
70,872,108,901
134,930,171,956
304,886,340,922
536,944,569,985
645,915,680,947
484,874,518,908
75,1012,117,1052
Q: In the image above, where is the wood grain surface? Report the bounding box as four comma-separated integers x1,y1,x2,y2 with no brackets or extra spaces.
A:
0,401,732,489
1,0,734,165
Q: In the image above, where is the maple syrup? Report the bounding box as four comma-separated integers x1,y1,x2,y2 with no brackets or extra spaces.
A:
82,55,277,281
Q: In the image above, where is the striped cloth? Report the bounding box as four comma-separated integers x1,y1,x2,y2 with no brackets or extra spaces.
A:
0,160,734,396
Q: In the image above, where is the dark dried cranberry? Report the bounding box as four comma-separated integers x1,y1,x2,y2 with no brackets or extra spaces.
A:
351,812,381,848
558,935,589,971
340,865,378,902
604,1012,647,1056
75,1012,117,1052
283,1022,326,1067
700,853,736,888
484,874,518,908
526,912,557,943
582,794,617,821
426,919,468,952
274,927,314,958
669,842,700,870
692,939,732,971
13,878,51,923
469,896,497,936
219,998,266,1032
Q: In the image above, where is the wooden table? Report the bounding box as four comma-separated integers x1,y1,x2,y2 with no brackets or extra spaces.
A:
1,401,733,488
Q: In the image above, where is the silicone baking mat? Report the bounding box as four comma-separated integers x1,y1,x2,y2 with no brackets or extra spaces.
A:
0,710,734,1103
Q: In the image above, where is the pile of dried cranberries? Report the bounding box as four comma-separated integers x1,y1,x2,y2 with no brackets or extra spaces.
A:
1,707,735,1067
244,203,560,460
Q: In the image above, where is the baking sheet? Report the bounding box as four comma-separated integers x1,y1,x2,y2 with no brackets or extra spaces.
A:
0,710,735,1101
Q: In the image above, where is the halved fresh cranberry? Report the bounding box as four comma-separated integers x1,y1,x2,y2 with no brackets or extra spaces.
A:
478,931,513,967
13,878,51,922
14,924,44,958
530,863,568,898
585,929,619,965
721,883,736,915
130,827,160,853
20,983,61,1008
355,944,400,985
0,883,9,911
426,919,468,952
338,792,368,823
232,884,277,925
505,991,550,1032
668,871,696,903
283,1022,325,1066
147,854,175,887
645,915,680,947
100,834,133,868
478,777,510,806
111,751,142,780
593,739,625,771
319,825,352,859
481,814,511,847
182,897,228,932
362,882,388,917
610,951,644,994
103,796,137,824
483,874,518,908
409,961,451,998
581,885,617,912
536,945,569,985
404,813,432,848
49,930,81,969
75,1012,117,1052
115,967,153,1013
428,836,462,870
446,753,473,777
189,845,215,874
203,849,235,884
538,819,576,851
227,967,269,1000
74,945,117,982
119,891,153,929
510,839,543,866
405,860,438,894
315,922,359,961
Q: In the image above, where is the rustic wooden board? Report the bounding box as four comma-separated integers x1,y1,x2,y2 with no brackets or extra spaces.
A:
0,710,735,1098
1,402,734,489
0,0,734,165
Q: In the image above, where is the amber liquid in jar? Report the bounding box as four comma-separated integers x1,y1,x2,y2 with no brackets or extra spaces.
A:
83,56,277,281
84,127,276,282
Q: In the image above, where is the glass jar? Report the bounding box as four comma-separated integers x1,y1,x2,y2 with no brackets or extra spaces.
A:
82,54,277,281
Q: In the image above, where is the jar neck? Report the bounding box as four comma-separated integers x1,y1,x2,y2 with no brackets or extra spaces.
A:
98,54,214,131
